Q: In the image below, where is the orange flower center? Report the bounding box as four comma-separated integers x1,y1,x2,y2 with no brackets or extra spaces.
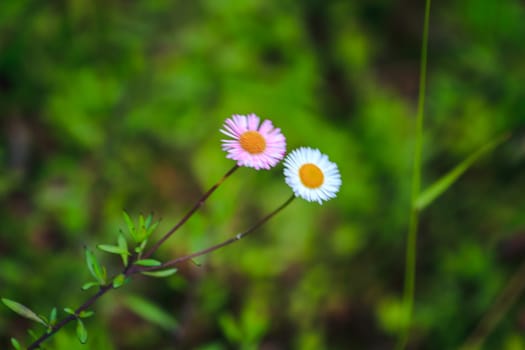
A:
299,163,324,188
239,131,266,154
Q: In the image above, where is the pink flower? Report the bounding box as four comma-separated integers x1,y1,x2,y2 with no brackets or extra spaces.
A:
221,114,286,170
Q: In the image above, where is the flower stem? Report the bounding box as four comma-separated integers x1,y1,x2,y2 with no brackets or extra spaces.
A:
143,165,239,259
136,195,296,272
26,190,293,350
396,0,431,349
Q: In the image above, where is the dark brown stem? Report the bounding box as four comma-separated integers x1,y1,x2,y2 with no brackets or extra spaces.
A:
27,284,113,350
142,165,239,259
27,256,140,349
135,195,295,273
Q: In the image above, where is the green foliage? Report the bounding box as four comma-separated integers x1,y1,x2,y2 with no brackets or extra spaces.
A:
123,211,159,245
219,298,270,349
84,248,107,286
112,274,127,289
48,307,57,328
10,338,21,350
140,268,178,278
78,310,94,319
81,282,99,291
76,319,87,344
1,298,47,327
1,0,523,349
97,233,130,267
134,259,162,267
123,295,178,331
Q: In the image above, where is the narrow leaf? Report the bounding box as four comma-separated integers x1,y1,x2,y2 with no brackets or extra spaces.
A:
144,213,153,230
100,266,107,284
118,234,129,266
49,307,57,326
123,295,178,330
138,214,146,241
81,281,99,291
134,259,162,267
141,268,178,278
415,133,510,210
27,329,38,341
139,214,145,230
79,310,95,319
85,248,97,278
146,220,160,237
135,239,148,254
2,298,47,326
38,314,49,324
11,337,21,350
97,244,126,255
123,211,137,242
218,313,243,342
64,307,75,315
85,248,105,284
113,273,127,289
76,319,88,344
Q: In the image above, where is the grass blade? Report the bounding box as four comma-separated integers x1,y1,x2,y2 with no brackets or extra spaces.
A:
415,133,509,210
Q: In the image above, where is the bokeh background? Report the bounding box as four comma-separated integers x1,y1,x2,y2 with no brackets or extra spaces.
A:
1,0,525,349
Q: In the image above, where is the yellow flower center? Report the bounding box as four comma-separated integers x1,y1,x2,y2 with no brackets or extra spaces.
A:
239,131,266,154
299,163,324,188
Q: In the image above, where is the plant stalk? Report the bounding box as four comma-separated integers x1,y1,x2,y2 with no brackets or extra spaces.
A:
396,0,431,349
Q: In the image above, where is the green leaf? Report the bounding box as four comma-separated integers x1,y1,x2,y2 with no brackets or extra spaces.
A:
112,273,127,289
136,213,160,241
64,307,75,315
97,244,126,255
2,298,47,326
27,329,38,341
49,307,57,326
123,211,137,242
76,319,88,344
139,214,145,232
144,213,153,230
85,248,97,278
140,268,178,278
81,281,100,291
415,133,510,210
218,313,243,342
123,295,178,330
146,220,160,238
135,239,148,254
85,248,106,285
135,214,146,242
38,313,49,324
118,234,129,266
134,259,162,267
79,310,94,319
11,337,21,350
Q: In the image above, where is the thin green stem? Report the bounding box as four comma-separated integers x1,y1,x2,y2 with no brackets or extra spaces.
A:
396,0,431,349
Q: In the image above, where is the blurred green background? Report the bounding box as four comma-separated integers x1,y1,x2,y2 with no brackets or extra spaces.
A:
1,0,525,349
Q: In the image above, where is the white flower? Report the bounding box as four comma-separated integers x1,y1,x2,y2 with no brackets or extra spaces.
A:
283,147,341,204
